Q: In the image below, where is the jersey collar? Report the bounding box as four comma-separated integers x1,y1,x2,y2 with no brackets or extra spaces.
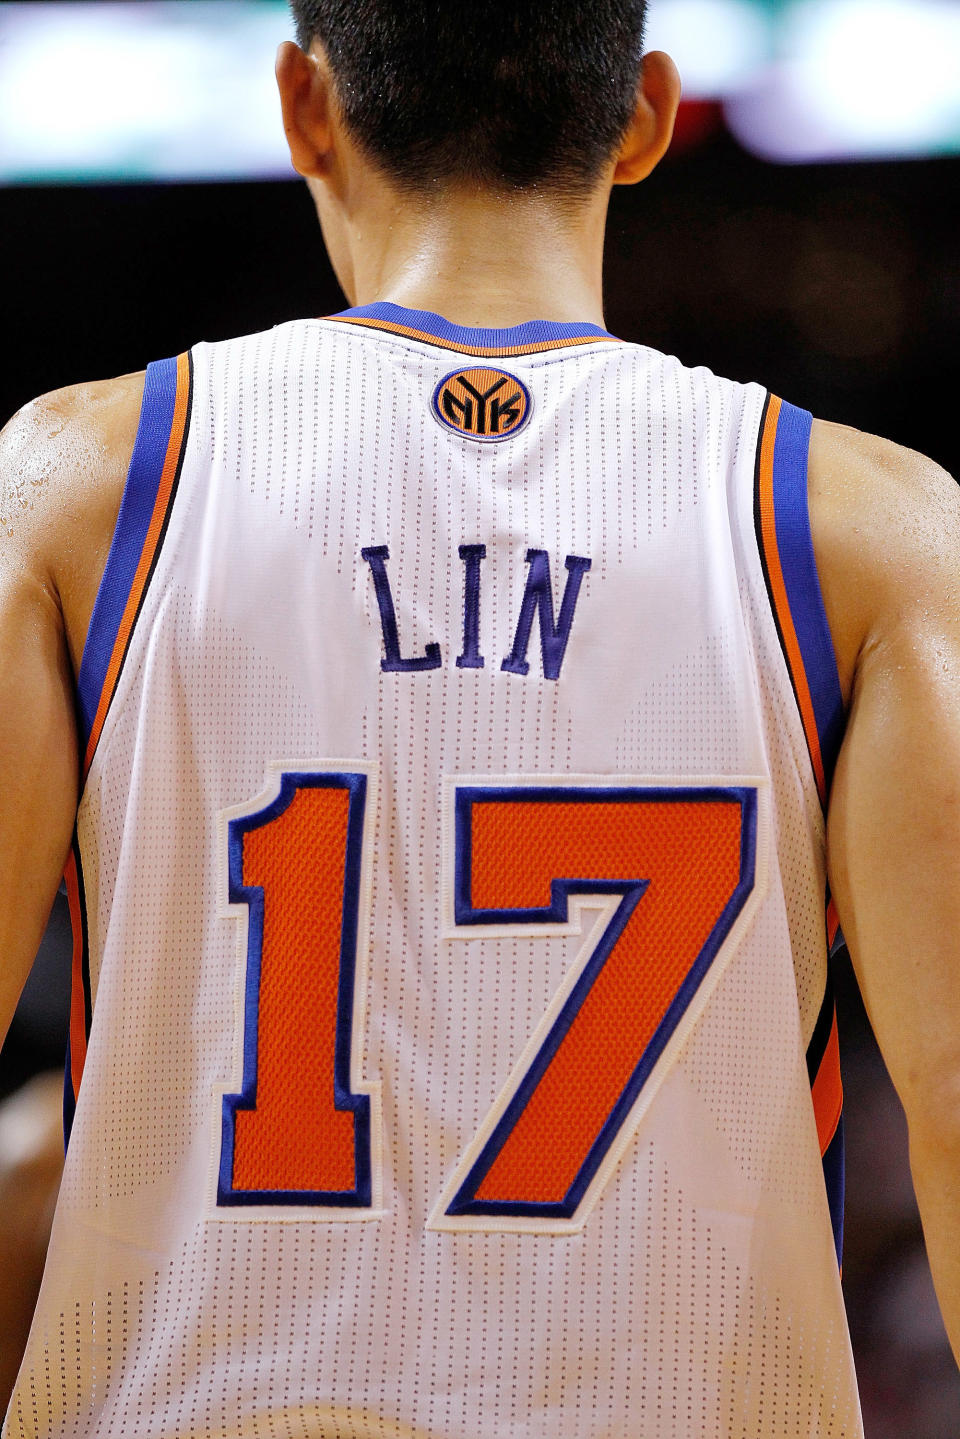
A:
327,301,619,357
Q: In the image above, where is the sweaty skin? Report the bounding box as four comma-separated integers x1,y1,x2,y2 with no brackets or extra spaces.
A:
3,37,960,1369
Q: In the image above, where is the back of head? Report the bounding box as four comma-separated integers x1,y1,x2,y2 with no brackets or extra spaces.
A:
290,1,648,197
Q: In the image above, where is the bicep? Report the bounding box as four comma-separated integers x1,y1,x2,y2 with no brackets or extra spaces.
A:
0,562,78,1047
0,375,141,1048
815,421,960,1121
828,621,960,1119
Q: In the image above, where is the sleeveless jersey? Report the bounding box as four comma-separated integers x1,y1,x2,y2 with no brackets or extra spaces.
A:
5,303,861,1438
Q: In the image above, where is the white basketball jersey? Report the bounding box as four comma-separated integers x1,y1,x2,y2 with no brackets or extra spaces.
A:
5,304,861,1438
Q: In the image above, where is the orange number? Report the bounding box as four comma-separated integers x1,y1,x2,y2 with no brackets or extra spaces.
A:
219,772,372,1206
436,785,757,1225
218,774,757,1224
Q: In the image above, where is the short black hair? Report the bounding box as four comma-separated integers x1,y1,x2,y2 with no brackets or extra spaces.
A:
290,1,648,196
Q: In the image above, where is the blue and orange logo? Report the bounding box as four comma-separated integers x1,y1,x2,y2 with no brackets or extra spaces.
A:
432,367,531,441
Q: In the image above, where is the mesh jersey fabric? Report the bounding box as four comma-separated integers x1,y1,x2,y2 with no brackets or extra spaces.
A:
5,306,862,1439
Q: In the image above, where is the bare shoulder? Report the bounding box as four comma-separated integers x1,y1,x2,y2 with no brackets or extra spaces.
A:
0,371,145,552
808,417,960,704
0,371,144,669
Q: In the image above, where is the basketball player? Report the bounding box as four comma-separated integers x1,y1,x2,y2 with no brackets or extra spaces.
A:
1,3,959,1434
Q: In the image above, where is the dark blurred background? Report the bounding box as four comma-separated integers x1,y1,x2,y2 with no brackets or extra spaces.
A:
2,144,957,468
1,32,959,1436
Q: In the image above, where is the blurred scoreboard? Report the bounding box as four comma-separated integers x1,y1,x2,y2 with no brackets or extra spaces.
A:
0,0,959,182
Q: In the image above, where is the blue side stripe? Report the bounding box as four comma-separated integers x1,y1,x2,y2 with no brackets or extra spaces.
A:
822,1113,845,1267
75,356,179,755
772,402,846,794
331,301,614,351
62,1038,76,1153
806,970,846,1269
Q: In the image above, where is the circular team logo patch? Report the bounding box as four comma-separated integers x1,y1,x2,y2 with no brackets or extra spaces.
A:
432,366,531,442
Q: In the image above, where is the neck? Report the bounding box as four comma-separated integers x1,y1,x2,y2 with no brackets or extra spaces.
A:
322,181,611,330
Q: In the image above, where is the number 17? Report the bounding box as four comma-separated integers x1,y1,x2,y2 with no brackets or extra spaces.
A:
217,768,758,1234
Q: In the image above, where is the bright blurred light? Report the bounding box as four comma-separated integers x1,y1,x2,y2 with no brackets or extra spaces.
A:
0,0,959,180
0,1,293,181
727,0,960,160
792,0,960,145
644,0,772,94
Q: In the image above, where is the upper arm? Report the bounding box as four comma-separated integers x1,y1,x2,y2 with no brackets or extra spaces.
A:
0,376,142,1047
810,419,960,1130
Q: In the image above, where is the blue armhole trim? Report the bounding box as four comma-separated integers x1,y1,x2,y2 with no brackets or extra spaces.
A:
75,356,179,754
772,402,846,796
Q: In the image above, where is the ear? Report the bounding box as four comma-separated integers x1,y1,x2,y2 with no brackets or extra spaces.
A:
613,51,682,185
275,40,334,179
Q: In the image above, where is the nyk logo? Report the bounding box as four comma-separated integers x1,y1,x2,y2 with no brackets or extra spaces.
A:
432,367,531,441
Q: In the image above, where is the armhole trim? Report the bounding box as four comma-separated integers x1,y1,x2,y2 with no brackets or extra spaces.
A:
754,395,845,807
76,352,193,781
62,841,91,1150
